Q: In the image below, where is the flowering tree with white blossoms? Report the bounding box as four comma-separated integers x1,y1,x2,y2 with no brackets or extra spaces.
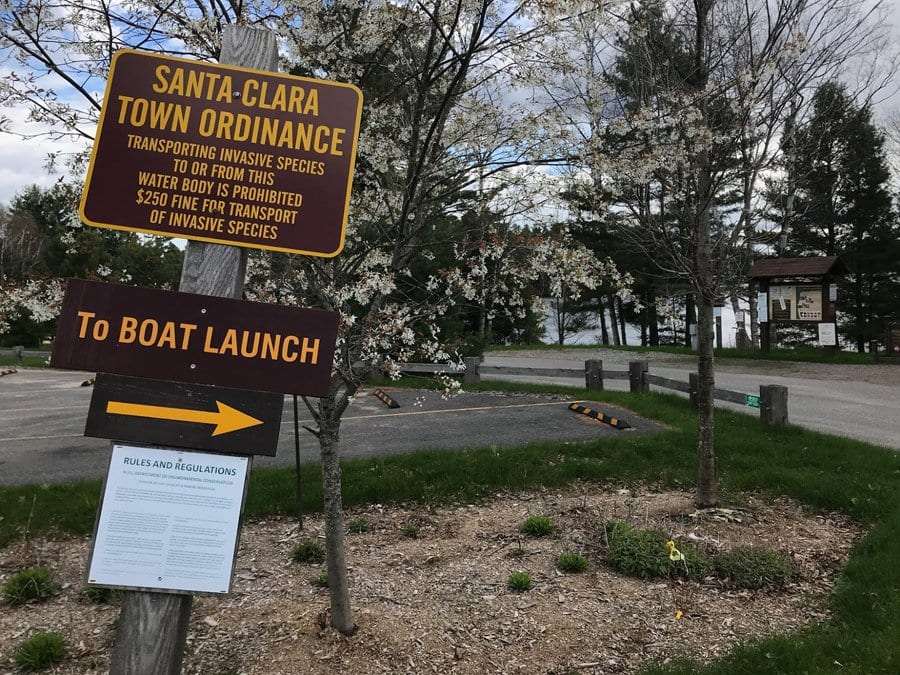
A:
0,0,589,634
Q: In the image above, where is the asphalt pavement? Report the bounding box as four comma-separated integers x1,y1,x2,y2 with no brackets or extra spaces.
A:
0,369,660,485
484,349,900,450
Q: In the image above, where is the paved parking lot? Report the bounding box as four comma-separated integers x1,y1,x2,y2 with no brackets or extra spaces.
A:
0,369,662,485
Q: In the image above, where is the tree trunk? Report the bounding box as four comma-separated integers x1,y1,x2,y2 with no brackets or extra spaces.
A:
748,279,760,348
598,296,610,345
684,294,695,348
617,296,628,346
318,425,355,634
555,298,566,345
608,295,621,345
695,297,719,507
640,306,648,346
648,294,659,346
691,0,718,508
855,275,865,352
730,292,749,349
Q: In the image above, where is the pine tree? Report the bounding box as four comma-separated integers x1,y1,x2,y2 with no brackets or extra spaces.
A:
777,83,899,351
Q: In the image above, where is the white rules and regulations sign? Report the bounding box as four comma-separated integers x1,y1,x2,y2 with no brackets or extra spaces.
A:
88,444,249,594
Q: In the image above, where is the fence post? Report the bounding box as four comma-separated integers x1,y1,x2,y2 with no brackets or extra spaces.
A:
760,385,788,426
585,359,603,391
628,360,649,393
463,356,481,385
689,372,699,408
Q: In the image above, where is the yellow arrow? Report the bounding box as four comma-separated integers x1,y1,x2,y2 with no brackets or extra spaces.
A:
106,400,264,436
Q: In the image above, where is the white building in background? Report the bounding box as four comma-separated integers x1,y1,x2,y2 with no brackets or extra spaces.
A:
540,297,751,348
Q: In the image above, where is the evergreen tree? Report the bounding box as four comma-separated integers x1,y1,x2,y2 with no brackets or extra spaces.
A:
776,83,899,351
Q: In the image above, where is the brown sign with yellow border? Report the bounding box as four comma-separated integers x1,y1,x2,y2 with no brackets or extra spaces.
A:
50,279,339,397
80,49,362,257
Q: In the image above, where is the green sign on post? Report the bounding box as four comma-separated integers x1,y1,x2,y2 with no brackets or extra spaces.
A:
745,394,760,408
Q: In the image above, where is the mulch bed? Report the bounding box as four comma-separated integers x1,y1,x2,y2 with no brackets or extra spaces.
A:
1,485,860,674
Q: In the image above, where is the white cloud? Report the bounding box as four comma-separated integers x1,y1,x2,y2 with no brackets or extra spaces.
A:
0,107,71,203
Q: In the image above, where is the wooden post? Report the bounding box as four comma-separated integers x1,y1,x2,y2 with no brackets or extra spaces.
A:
463,357,481,385
689,372,700,408
109,26,278,675
760,385,788,426
584,359,603,391
760,280,771,353
628,360,648,393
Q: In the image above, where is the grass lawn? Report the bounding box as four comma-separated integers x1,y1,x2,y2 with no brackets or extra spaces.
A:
1,379,897,673
0,355,50,368
488,342,886,365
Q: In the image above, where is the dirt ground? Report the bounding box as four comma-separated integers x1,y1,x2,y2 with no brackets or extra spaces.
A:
1,486,860,674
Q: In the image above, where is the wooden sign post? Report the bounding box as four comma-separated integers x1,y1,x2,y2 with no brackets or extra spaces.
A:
108,27,279,674
60,23,362,672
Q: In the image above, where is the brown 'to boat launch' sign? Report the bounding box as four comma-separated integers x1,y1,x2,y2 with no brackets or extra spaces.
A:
50,279,339,397
80,49,362,257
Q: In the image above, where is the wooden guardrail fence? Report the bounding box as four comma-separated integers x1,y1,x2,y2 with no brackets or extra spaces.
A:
399,357,789,426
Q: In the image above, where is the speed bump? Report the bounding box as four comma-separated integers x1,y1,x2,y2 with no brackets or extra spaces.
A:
372,388,400,409
568,402,631,429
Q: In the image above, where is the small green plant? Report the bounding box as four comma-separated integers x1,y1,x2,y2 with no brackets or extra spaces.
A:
1,567,56,605
507,538,526,558
604,521,709,580
507,570,532,592
347,517,369,534
291,539,326,564
401,523,420,538
311,571,329,588
557,551,588,573
15,632,65,671
520,515,553,537
82,585,120,604
713,546,795,589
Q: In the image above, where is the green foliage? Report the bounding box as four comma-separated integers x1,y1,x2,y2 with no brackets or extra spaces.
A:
520,515,554,537
347,517,370,534
507,571,532,592
1,183,184,345
604,521,709,580
290,539,325,564
557,551,588,573
14,632,65,671
713,546,795,589
2,567,56,605
311,571,329,588
401,523,420,539
82,585,120,604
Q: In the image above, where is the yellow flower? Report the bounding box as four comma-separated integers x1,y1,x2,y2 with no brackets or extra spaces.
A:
666,539,685,562
674,610,684,620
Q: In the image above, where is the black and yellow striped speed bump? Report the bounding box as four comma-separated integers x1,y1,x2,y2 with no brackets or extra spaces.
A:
568,402,631,429
372,388,401,409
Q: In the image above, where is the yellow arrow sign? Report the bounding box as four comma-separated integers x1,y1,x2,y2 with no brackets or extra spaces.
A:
106,400,264,436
